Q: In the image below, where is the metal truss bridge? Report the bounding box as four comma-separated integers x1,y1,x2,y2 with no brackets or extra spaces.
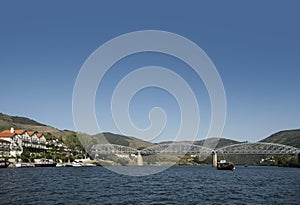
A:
90,142,300,156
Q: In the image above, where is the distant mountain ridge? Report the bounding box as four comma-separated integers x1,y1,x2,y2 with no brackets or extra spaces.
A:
260,129,300,148
0,113,299,149
97,132,154,148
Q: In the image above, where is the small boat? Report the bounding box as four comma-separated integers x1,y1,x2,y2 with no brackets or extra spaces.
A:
34,159,57,167
0,159,9,168
82,163,96,167
72,161,82,167
15,163,34,168
65,161,83,167
56,163,63,167
217,160,235,170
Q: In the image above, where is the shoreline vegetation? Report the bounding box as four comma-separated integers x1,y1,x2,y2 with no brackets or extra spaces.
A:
4,153,299,168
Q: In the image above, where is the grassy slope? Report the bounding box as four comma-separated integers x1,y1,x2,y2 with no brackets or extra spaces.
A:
260,129,300,148
0,113,154,149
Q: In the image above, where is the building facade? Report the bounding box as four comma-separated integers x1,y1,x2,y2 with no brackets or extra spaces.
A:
0,128,47,157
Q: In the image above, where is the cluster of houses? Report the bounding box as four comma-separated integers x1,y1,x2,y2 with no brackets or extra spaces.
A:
0,128,47,157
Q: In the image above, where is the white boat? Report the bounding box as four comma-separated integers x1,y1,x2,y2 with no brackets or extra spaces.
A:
82,163,96,167
15,163,34,168
72,161,82,167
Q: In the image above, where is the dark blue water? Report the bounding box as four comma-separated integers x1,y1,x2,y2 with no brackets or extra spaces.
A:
0,166,299,205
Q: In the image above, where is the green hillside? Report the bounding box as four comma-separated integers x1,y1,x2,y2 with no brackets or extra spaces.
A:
0,113,153,150
0,113,45,126
260,129,300,148
193,137,241,149
96,132,154,148
0,113,73,141
0,113,83,152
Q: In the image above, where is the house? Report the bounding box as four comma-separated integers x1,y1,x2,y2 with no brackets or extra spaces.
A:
36,133,47,149
15,130,31,148
30,132,39,148
0,129,23,157
28,131,38,148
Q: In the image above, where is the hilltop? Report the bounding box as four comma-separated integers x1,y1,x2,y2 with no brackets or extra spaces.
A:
0,113,73,140
100,132,154,148
260,129,300,148
193,137,241,149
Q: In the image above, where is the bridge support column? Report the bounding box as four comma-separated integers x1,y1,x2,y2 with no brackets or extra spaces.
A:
298,153,300,168
137,151,143,166
212,152,217,167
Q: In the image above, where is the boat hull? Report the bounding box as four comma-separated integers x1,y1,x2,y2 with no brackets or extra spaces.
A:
0,160,9,168
0,164,9,168
217,163,235,170
34,163,57,167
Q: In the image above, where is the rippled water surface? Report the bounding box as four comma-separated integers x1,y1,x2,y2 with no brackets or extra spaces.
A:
0,166,299,204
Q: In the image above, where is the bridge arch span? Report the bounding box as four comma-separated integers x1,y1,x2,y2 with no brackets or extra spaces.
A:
141,143,214,155
216,142,300,155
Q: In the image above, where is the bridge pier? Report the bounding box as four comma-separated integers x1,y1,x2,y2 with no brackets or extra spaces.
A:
298,153,300,168
137,151,143,166
212,152,217,167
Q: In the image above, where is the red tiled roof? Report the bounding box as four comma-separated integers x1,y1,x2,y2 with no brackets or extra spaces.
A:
0,132,15,138
14,130,26,135
28,131,35,136
1,130,11,133
1,129,26,135
36,133,44,138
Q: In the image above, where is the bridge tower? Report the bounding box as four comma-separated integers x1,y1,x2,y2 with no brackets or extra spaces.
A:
137,151,143,166
212,151,217,167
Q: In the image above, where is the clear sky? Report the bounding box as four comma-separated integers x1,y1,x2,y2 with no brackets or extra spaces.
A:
0,1,299,142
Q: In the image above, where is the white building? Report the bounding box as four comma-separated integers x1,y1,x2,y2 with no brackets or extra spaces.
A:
0,128,47,157
0,129,23,157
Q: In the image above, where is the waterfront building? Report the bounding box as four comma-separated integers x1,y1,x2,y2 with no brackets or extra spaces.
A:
0,128,47,157
0,129,23,157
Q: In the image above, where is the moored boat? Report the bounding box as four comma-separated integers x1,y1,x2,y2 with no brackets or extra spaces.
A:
217,160,235,170
82,163,96,167
15,163,34,168
0,159,9,168
65,161,83,167
34,159,57,167
72,160,82,167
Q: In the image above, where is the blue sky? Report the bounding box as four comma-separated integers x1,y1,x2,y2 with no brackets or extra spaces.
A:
0,1,299,142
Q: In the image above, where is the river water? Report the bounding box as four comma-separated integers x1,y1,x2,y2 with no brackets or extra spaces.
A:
0,166,299,205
